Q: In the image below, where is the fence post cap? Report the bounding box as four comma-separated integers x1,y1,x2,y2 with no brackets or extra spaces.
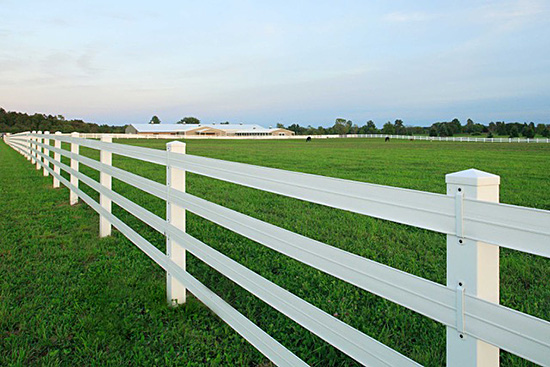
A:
446,169,500,186
71,132,79,137
166,141,186,152
55,131,62,135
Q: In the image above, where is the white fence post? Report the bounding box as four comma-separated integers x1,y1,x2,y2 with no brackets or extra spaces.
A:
99,135,112,237
29,131,35,164
70,132,80,205
53,132,62,188
445,169,500,367
35,131,42,170
166,141,186,306
43,131,50,177
25,133,31,161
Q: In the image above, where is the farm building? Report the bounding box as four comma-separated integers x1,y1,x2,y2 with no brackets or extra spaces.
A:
125,123,294,137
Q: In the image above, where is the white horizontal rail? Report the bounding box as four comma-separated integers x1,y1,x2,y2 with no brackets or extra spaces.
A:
463,198,550,258
46,133,167,165
30,142,550,365
465,295,550,365
30,147,309,367
31,145,421,367
176,154,457,232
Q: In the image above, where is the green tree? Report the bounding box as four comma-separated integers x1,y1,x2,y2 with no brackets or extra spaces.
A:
150,116,161,124
177,117,200,124
381,121,395,135
509,126,519,138
522,125,535,139
365,120,377,133
465,118,474,134
333,118,351,135
394,119,405,134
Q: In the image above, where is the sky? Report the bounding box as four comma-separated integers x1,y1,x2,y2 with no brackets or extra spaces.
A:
1,0,549,128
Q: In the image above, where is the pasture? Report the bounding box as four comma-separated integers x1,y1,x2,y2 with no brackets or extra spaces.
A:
1,138,549,366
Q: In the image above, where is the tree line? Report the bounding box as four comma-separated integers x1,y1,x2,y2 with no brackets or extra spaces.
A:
2,108,549,138
280,118,550,138
0,108,125,134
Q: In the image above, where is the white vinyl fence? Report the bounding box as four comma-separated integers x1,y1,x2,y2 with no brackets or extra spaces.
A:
71,132,550,143
3,131,550,366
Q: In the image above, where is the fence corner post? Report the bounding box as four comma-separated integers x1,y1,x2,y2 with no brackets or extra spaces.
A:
166,141,186,306
70,132,80,205
43,131,50,176
53,132,62,188
445,169,500,367
99,135,112,237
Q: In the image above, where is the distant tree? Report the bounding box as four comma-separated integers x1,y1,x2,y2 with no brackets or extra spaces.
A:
381,121,395,135
541,126,550,137
150,116,161,124
509,126,519,138
522,125,535,139
536,123,546,136
465,118,475,134
365,120,377,133
333,118,351,135
439,124,452,137
487,132,494,138
177,117,200,124
429,127,438,136
276,123,285,128
394,119,405,134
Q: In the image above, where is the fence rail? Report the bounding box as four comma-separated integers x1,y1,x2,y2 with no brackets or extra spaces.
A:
3,131,550,366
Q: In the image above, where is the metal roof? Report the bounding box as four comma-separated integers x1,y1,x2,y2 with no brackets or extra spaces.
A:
128,124,199,133
129,123,272,133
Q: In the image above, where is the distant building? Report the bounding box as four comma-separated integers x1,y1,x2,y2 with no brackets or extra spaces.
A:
125,123,294,137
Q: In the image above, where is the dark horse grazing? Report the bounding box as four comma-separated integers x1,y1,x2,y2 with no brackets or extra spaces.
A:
306,136,312,142
385,136,390,142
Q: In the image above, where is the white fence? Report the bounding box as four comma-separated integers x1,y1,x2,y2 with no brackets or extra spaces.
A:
3,131,550,366
69,132,550,143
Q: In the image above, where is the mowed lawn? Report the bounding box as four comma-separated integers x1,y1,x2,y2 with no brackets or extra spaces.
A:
1,138,549,366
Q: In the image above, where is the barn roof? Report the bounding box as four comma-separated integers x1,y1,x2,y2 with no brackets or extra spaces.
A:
128,123,273,133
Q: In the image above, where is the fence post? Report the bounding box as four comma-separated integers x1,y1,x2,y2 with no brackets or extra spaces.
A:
445,169,500,367
35,131,42,169
70,132,80,205
99,135,112,237
53,132,62,188
43,131,50,176
25,133,31,161
30,131,36,164
166,141,186,306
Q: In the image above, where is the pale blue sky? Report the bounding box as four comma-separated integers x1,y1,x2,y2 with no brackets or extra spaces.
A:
1,0,549,127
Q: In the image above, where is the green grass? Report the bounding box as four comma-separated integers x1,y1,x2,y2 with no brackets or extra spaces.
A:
1,138,549,366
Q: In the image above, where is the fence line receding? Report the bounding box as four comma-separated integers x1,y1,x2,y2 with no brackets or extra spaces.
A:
3,131,550,367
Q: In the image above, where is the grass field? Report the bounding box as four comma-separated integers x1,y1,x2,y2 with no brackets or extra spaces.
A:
1,138,549,366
